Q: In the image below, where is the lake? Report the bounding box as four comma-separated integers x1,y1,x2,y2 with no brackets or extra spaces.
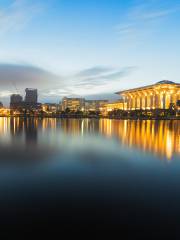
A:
0,118,180,234
0,118,179,162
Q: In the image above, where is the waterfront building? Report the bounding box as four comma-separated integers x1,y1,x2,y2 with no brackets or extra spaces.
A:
59,103,62,112
24,88,41,111
116,80,180,110
25,88,38,103
42,103,59,113
101,100,125,116
10,89,41,112
85,100,108,112
0,102,3,109
62,97,85,112
10,94,23,104
10,94,23,110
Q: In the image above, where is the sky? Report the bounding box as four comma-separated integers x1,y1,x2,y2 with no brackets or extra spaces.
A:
0,0,180,105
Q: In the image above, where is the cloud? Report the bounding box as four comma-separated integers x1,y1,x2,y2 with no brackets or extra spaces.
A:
116,0,180,39
0,0,43,35
0,63,62,103
74,66,135,86
0,63,136,105
0,63,60,87
42,66,136,98
76,66,113,78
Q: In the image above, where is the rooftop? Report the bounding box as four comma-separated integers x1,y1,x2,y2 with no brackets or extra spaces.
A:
116,80,180,95
156,80,175,84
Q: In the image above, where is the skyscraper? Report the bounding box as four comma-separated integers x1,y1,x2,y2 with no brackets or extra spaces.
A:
10,94,23,109
25,88,38,103
10,94,23,104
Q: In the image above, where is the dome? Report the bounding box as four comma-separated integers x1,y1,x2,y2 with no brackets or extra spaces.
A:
156,80,175,84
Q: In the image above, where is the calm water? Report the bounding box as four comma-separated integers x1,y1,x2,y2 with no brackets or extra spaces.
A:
0,117,180,231
0,118,179,163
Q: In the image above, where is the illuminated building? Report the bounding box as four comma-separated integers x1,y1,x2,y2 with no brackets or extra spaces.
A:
101,100,125,116
0,108,10,116
42,103,59,113
177,100,180,111
116,80,180,110
62,97,85,112
85,100,108,112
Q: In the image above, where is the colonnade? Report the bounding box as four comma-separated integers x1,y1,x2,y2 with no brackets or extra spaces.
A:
122,89,180,110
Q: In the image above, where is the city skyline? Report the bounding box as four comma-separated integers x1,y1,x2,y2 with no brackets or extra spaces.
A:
0,80,178,118
0,0,180,105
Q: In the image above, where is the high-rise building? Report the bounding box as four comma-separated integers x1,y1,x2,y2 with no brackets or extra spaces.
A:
25,88,38,103
0,102,3,109
10,94,23,109
10,90,41,111
10,94,23,104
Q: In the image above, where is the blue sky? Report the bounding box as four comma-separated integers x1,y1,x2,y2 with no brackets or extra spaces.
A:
0,0,180,104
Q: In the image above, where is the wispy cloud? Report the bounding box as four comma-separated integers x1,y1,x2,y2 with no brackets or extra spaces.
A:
116,0,180,39
42,66,136,98
73,66,135,87
0,0,43,35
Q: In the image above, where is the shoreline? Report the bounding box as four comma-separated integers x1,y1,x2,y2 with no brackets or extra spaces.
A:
0,115,179,120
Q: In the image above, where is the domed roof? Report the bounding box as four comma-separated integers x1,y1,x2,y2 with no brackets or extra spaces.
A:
156,80,175,84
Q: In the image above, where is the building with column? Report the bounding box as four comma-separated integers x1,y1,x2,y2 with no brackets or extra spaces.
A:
116,80,180,110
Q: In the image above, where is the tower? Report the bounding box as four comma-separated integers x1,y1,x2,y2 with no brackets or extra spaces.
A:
25,88,38,103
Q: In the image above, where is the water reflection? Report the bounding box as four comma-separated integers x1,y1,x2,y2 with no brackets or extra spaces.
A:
0,117,179,231
100,120,180,159
0,118,55,164
0,118,179,161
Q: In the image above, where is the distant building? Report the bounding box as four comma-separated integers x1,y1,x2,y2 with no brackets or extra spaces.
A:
10,94,23,104
42,103,59,113
24,88,41,110
85,100,108,112
10,94,23,110
25,88,38,103
101,100,124,116
116,80,180,110
59,102,62,112
62,97,85,112
177,100,180,107
0,102,3,109
10,89,41,111
177,100,180,113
